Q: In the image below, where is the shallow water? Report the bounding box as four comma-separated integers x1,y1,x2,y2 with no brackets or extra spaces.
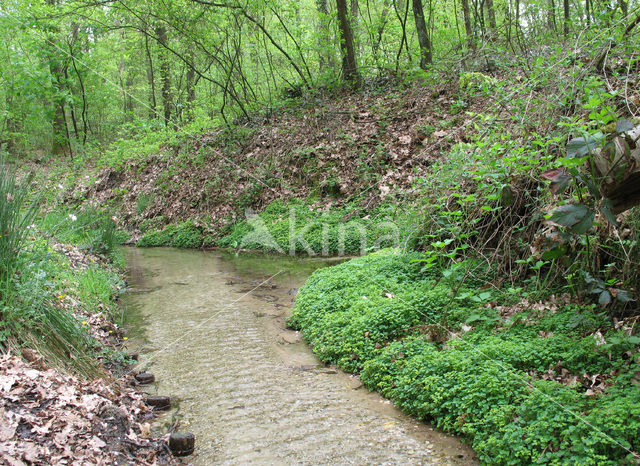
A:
121,247,477,465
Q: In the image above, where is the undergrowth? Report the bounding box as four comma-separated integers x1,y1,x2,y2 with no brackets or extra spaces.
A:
0,166,127,374
216,199,418,255
289,250,640,464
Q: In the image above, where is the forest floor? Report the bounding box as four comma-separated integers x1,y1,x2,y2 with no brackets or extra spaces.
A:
44,76,497,239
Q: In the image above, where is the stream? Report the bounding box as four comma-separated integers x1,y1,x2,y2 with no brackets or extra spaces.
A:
121,247,477,465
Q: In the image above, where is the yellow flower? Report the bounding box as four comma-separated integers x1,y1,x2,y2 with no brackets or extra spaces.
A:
123,337,128,341
82,321,88,325
58,295,64,300
108,330,113,334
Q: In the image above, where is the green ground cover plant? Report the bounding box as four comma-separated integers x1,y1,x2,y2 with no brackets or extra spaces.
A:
137,220,205,248
217,199,416,255
289,250,640,464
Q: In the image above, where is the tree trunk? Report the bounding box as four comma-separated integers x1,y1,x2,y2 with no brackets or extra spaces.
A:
144,31,157,119
155,25,173,125
563,0,569,36
585,0,590,26
548,0,557,30
461,0,475,50
351,0,360,57
186,51,196,121
373,0,391,61
336,0,359,82
316,0,335,71
46,0,67,155
5,93,17,153
412,0,432,68
485,0,497,32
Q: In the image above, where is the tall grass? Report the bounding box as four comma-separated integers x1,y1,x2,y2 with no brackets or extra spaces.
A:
0,160,116,376
0,158,38,282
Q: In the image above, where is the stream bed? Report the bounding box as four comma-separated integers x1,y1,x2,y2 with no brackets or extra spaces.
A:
121,247,477,465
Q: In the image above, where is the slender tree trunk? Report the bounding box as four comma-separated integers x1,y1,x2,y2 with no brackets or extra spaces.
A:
5,93,17,153
46,0,67,155
548,0,557,30
155,25,173,125
316,0,335,71
350,0,360,57
69,39,88,144
394,0,412,71
336,0,359,82
563,0,569,36
485,0,497,33
412,0,432,68
186,51,196,121
372,0,391,63
461,0,475,50
585,0,591,26
65,68,80,141
144,32,157,119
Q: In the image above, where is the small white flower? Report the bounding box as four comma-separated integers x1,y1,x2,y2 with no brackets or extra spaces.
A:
362,296,368,300
57,184,64,190
69,214,77,222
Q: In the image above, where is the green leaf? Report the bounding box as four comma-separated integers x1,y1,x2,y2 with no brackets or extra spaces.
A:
616,118,635,133
551,204,589,227
465,314,484,324
567,133,603,158
542,246,567,260
601,199,618,226
599,290,611,307
614,288,632,303
571,208,595,234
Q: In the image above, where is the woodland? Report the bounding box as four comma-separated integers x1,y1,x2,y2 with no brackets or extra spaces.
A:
1,0,640,463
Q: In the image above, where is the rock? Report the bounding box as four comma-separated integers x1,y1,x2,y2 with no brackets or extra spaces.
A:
169,432,195,456
134,372,155,385
146,395,171,410
348,379,364,390
278,331,300,345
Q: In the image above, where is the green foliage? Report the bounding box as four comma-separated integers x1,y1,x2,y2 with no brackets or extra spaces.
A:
70,265,124,318
292,252,640,464
137,220,204,248
0,167,127,373
218,200,413,255
136,192,155,215
1,239,110,375
38,207,124,257
0,158,38,282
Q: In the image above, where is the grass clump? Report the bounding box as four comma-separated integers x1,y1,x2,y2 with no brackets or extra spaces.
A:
290,250,640,464
137,220,204,248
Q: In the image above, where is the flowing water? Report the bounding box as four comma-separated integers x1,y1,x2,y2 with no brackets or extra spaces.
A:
121,247,477,465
